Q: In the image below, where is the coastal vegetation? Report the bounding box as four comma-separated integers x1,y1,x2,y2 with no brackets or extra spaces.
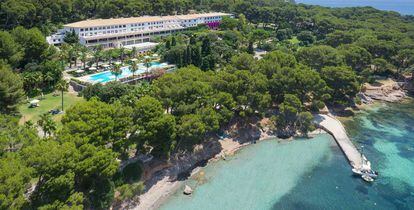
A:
1,0,414,209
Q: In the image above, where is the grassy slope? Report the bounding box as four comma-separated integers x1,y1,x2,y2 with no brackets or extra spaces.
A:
19,92,84,125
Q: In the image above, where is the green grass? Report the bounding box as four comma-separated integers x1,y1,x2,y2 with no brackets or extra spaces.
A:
19,92,84,125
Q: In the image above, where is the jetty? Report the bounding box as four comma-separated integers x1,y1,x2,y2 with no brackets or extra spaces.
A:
314,114,366,170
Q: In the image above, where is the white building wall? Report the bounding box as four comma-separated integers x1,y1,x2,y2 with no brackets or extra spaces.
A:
47,13,231,47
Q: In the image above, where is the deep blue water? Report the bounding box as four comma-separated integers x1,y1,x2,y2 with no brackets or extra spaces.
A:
296,0,414,15
161,100,414,210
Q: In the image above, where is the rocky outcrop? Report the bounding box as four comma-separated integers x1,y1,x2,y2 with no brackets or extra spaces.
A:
183,185,193,195
361,80,407,103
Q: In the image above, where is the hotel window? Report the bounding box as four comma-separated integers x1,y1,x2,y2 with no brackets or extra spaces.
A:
80,29,84,31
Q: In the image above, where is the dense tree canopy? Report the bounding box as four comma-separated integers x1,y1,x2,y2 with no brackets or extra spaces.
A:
2,0,414,208
0,64,24,114
320,66,360,105
296,45,344,71
60,99,132,157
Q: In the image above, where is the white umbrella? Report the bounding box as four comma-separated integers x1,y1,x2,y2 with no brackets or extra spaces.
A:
152,54,159,57
30,99,40,104
101,64,110,68
114,61,122,65
89,67,97,71
75,69,85,73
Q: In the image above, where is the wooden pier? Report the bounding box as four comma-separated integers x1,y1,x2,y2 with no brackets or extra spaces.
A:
315,114,366,169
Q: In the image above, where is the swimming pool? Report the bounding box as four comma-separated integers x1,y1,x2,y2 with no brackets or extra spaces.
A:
87,61,168,83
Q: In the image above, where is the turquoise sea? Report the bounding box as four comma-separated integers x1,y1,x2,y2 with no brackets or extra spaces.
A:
296,0,414,15
160,100,414,210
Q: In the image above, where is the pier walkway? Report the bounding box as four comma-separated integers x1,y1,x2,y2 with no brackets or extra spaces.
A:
314,114,365,169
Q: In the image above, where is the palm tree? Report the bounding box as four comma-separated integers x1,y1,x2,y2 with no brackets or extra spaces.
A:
119,47,126,62
130,60,139,83
108,49,120,64
79,46,89,69
93,45,103,68
56,80,69,111
111,63,122,81
43,72,55,90
72,43,82,67
102,50,111,64
131,47,138,58
143,57,152,78
59,44,70,68
23,72,42,96
68,46,75,68
37,113,57,137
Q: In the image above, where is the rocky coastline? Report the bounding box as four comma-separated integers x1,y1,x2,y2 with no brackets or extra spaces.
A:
359,79,408,104
129,125,271,210
124,79,413,210
126,123,327,210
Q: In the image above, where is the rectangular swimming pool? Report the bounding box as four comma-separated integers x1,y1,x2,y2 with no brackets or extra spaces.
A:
86,61,167,83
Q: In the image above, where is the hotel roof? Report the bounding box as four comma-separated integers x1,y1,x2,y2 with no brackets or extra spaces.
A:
64,12,231,28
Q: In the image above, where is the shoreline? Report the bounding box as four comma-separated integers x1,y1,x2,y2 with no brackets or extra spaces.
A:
131,80,412,210
131,128,326,210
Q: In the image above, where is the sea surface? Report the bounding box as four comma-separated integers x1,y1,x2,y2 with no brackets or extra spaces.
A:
296,0,414,15
160,100,414,210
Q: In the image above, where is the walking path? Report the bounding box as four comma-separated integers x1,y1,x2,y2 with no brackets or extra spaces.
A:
314,114,365,169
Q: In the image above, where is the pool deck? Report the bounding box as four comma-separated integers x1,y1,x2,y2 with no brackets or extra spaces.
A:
314,114,366,170
74,63,170,84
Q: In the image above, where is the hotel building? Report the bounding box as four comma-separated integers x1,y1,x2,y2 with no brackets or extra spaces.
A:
47,12,232,49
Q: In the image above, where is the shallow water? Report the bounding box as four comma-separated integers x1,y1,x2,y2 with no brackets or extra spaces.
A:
160,135,334,210
160,100,414,210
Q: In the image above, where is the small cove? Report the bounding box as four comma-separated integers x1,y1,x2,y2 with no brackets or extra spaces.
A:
160,100,414,210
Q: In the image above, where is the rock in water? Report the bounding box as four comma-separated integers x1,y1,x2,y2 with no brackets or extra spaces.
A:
184,185,193,195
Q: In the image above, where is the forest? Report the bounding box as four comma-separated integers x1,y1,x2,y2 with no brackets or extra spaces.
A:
1,0,414,209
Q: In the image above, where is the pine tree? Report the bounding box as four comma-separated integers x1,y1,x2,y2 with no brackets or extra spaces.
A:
183,47,188,66
248,41,254,54
189,35,197,45
165,40,171,49
201,38,211,56
192,46,202,67
0,64,24,114
171,36,176,46
63,30,79,44
186,45,192,65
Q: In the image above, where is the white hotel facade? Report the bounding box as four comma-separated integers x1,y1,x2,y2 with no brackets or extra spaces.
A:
47,12,232,49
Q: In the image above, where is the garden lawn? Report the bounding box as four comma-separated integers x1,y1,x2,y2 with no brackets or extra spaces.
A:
19,92,84,125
